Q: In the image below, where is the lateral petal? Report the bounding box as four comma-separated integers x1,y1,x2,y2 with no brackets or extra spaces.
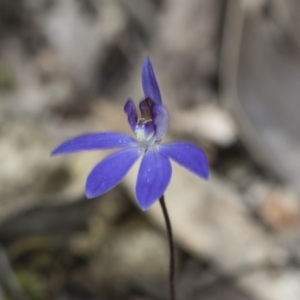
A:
86,147,141,198
136,149,172,210
51,132,137,156
159,142,209,179
124,99,138,132
141,57,162,105
153,104,169,141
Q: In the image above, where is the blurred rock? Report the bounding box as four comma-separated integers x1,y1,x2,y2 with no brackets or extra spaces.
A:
257,185,300,231
0,60,15,91
0,111,107,221
237,2,300,192
238,268,300,300
2,0,300,299
150,0,221,110
69,188,133,256
178,261,253,300
0,120,68,219
0,198,97,246
42,0,127,89
124,164,285,271
84,215,170,296
0,246,28,300
172,103,237,147
0,43,74,117
158,0,220,79
122,162,300,299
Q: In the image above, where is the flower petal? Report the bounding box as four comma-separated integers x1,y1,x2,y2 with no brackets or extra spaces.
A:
51,133,137,156
159,142,209,179
153,104,169,141
86,147,141,198
124,99,138,132
141,57,162,105
136,149,172,210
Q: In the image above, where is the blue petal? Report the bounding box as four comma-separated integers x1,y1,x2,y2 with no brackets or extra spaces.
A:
51,133,137,156
141,57,162,105
153,104,169,141
86,147,141,198
159,142,209,179
136,149,172,210
124,99,138,132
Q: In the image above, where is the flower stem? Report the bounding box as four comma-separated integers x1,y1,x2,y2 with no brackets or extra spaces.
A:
159,194,176,300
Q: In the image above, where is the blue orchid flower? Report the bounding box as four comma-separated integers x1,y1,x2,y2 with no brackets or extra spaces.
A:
51,58,209,210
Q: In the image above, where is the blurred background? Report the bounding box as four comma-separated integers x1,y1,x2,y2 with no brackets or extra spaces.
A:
1,0,300,299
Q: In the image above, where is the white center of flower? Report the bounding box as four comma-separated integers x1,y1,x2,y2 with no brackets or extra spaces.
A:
134,118,155,146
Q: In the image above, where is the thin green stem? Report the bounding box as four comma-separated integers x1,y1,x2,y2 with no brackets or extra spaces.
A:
159,194,175,300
